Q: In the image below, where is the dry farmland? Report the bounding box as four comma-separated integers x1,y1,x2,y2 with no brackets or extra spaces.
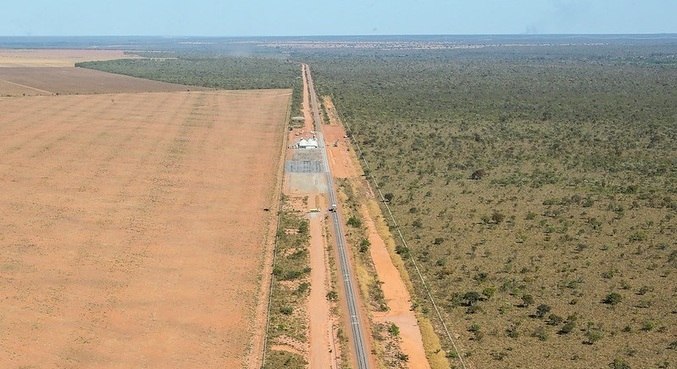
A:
0,67,205,97
0,49,136,67
0,89,290,368
0,49,205,97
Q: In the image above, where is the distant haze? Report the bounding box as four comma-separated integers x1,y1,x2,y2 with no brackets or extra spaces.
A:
2,0,676,36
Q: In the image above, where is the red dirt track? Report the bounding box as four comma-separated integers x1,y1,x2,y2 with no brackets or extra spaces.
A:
0,90,290,368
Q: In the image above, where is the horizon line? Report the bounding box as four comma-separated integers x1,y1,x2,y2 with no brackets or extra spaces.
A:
1,33,677,38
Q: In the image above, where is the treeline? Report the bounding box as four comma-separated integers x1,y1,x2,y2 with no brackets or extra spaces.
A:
79,57,302,116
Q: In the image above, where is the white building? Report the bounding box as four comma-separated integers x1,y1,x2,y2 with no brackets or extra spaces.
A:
298,138,319,149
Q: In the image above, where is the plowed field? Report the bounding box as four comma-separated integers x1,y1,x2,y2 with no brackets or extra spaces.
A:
0,67,205,96
0,49,134,67
0,89,290,368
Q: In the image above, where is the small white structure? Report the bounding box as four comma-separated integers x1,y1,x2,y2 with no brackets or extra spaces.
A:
297,138,319,149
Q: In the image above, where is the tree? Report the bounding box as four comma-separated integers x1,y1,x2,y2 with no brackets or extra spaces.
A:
558,314,578,335
491,211,505,224
603,292,622,305
521,294,535,307
609,358,631,369
395,245,410,259
535,304,551,318
470,169,486,180
584,324,604,344
559,320,576,335
280,306,293,315
468,323,484,340
463,291,482,306
298,220,309,234
506,322,520,338
532,326,548,341
547,314,563,326
347,216,362,228
482,287,496,299
388,323,400,337
359,238,371,252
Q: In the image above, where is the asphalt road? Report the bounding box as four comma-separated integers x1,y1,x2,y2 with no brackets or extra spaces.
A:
303,64,370,369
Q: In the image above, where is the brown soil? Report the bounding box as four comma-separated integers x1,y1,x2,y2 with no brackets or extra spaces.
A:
362,203,431,369
0,78,53,96
322,96,433,369
322,96,359,179
0,49,137,67
323,125,359,179
0,89,291,369
0,67,206,97
308,207,333,368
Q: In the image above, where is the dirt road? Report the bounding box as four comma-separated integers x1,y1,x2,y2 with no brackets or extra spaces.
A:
363,204,431,369
301,64,336,369
308,205,334,368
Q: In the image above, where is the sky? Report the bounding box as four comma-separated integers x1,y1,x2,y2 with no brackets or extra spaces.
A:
1,0,676,36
